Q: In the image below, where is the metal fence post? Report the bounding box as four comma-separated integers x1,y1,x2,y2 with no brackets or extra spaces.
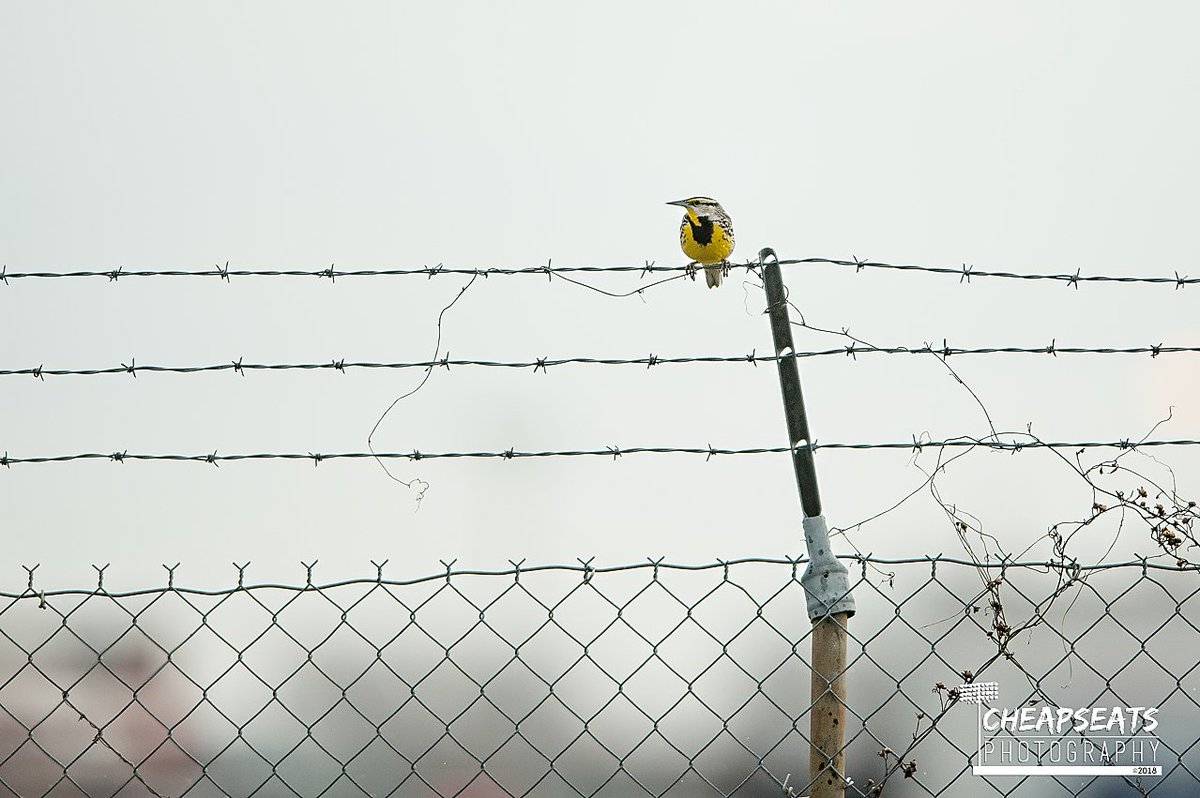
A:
760,248,856,798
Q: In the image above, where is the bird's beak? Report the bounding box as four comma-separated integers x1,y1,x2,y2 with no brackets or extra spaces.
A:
665,199,689,208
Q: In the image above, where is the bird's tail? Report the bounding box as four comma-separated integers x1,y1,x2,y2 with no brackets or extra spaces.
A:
704,264,722,289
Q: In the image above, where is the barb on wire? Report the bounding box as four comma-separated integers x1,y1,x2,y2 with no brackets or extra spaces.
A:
0,256,1193,288
1,437,1198,468
3,343,1197,380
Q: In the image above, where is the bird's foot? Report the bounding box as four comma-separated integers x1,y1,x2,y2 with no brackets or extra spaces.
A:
685,261,699,281
721,260,732,278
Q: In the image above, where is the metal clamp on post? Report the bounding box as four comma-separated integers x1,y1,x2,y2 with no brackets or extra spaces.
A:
801,515,856,620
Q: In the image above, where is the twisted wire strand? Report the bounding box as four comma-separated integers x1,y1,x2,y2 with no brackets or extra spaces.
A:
787,256,1195,287
0,256,1193,287
4,344,1197,379
6,555,1195,601
3,438,1198,467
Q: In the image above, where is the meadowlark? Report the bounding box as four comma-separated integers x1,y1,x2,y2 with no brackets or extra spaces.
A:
666,196,735,288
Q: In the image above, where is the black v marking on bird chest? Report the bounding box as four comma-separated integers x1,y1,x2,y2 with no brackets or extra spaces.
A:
687,216,715,245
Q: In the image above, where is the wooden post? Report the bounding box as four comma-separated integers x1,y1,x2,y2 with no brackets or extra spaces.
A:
760,249,852,798
810,614,850,796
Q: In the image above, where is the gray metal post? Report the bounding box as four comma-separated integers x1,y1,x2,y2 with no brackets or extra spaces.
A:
760,248,855,798
761,251,822,518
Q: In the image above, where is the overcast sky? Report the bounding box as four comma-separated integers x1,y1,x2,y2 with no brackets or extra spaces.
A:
2,2,1198,592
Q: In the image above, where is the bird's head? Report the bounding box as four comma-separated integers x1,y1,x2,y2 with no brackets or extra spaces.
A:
666,196,725,224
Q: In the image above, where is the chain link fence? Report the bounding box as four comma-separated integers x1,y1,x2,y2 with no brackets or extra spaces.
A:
0,557,1196,797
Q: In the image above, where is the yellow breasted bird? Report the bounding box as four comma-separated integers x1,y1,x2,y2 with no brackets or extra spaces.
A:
667,196,735,288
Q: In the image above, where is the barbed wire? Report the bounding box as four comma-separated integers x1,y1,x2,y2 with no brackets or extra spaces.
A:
0,256,1193,288
3,437,1199,468
5,554,1196,601
4,251,1196,796
805,256,1195,287
4,342,1198,380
